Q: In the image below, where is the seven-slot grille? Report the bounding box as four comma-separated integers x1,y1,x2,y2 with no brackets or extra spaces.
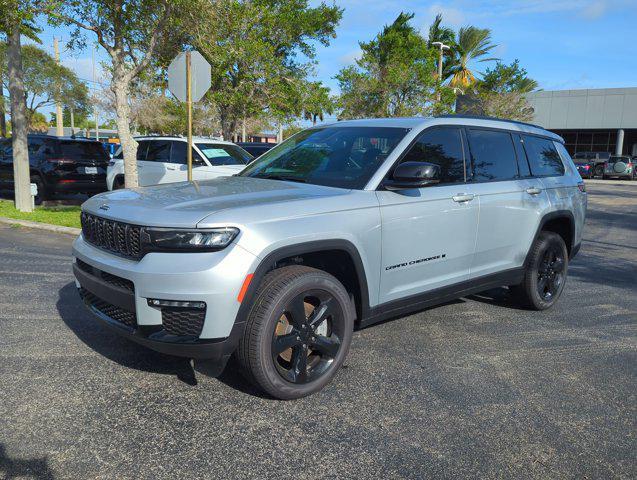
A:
81,212,142,259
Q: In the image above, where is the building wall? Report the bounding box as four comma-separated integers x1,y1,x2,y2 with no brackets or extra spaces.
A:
526,88,637,130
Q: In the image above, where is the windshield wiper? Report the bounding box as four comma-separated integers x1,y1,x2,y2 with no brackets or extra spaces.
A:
253,173,307,183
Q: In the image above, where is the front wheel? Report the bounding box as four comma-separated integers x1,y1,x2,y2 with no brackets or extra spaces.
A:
511,231,569,310
237,265,354,399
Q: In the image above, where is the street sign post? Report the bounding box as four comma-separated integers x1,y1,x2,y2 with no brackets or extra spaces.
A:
167,50,211,181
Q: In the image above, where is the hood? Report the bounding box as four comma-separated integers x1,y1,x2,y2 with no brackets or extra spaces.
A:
82,176,349,228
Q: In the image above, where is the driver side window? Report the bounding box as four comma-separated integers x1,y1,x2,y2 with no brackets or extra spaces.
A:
399,127,466,184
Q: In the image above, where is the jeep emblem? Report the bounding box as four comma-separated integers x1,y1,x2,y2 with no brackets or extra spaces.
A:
99,204,110,211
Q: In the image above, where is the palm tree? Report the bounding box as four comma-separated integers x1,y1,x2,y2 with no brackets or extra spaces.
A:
446,26,498,90
427,13,454,48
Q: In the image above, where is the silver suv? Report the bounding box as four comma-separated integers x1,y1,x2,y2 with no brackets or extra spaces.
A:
72,116,587,399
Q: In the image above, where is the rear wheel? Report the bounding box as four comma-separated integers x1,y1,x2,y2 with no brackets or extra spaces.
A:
594,164,604,178
237,265,354,399
511,231,568,310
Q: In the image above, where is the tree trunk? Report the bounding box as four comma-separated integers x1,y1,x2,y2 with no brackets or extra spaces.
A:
0,63,6,137
7,23,32,212
112,67,138,188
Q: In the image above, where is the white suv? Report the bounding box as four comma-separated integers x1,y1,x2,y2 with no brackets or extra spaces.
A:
106,136,252,190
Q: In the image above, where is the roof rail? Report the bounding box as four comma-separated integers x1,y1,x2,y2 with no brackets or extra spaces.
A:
434,114,545,130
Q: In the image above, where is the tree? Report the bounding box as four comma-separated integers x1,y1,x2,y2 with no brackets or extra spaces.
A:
302,81,334,125
49,0,191,187
479,59,538,94
336,12,454,119
189,0,342,140
0,43,90,122
0,0,42,212
458,59,538,122
28,111,48,132
446,26,498,90
427,13,455,48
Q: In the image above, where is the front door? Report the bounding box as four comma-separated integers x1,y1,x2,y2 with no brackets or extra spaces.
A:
377,126,479,305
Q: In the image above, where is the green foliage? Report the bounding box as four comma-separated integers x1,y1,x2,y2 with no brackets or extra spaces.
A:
28,111,48,132
336,12,453,119
302,82,335,124
190,0,342,138
0,0,42,41
427,13,455,47
447,26,498,89
479,59,538,94
0,43,89,117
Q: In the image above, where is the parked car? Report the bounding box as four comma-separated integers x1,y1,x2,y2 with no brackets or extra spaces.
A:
0,135,109,203
573,151,610,178
237,141,276,158
603,155,635,180
107,136,252,190
73,116,586,399
574,160,593,179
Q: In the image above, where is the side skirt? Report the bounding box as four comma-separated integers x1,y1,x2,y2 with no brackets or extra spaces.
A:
360,268,524,328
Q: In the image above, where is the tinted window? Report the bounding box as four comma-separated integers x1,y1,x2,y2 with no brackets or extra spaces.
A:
609,156,630,163
169,141,205,165
58,141,109,161
145,141,171,162
522,136,565,176
468,129,518,182
28,138,44,155
196,143,252,166
400,127,466,184
240,126,408,189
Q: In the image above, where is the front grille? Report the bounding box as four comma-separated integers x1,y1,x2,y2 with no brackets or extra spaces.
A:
80,288,136,328
81,212,142,259
76,259,134,292
162,308,206,337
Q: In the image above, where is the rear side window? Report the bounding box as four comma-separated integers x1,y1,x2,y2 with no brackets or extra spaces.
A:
400,127,466,184
522,135,565,177
467,129,518,182
58,141,109,161
145,141,171,162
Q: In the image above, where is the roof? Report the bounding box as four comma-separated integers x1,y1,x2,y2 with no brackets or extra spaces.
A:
134,135,234,145
317,115,561,141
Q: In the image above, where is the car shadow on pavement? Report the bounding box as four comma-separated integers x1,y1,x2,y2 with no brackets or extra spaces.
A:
0,444,55,480
56,282,266,396
56,282,200,386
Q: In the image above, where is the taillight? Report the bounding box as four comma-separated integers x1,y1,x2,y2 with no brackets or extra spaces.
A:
583,165,590,170
47,157,74,164
577,182,586,193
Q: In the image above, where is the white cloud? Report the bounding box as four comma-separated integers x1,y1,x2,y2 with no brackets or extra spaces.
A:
581,0,608,18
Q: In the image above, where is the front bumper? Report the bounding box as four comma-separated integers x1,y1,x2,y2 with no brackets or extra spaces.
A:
72,234,258,358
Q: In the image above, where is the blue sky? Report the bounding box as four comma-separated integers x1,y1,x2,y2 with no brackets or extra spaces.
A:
34,0,637,121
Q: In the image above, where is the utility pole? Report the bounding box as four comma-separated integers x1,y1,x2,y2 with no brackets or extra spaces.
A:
54,37,64,136
432,41,450,102
92,46,99,141
70,107,75,136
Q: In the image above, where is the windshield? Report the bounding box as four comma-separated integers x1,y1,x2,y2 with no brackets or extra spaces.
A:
196,143,252,165
609,156,629,163
240,126,409,189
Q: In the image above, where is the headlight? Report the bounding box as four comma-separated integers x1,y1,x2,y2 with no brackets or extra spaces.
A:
143,227,239,252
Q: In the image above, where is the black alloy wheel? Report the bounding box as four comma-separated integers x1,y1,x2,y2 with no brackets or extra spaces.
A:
271,290,344,384
536,245,565,302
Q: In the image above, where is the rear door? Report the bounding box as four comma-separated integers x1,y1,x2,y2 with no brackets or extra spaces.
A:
377,126,479,304
467,129,549,278
140,140,173,186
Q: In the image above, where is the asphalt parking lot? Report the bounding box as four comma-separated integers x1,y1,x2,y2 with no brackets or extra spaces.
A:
0,181,635,479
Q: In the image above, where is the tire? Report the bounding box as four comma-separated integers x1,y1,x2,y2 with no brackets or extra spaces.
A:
113,176,125,190
30,175,47,205
594,164,604,178
237,265,355,399
511,231,568,310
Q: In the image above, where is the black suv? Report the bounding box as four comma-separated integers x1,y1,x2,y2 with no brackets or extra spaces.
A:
236,142,276,158
0,135,109,202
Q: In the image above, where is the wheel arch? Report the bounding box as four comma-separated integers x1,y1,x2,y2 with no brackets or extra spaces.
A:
525,210,576,266
235,240,370,326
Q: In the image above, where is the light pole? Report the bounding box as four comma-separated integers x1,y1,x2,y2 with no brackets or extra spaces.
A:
432,41,450,101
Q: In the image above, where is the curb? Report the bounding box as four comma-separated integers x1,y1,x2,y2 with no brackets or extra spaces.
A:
0,216,81,235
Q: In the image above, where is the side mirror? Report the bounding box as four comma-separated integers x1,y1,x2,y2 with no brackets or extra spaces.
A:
384,161,441,190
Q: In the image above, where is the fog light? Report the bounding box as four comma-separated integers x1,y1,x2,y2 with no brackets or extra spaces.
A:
147,299,206,309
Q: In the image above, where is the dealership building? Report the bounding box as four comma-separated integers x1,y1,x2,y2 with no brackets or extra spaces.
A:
525,87,637,157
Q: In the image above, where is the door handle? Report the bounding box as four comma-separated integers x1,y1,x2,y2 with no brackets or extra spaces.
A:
452,193,474,203
526,187,542,195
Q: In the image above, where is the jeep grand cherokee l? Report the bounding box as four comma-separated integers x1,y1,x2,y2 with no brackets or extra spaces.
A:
72,116,587,399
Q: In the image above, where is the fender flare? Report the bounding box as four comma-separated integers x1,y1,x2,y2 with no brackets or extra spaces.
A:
234,239,371,325
524,210,576,267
